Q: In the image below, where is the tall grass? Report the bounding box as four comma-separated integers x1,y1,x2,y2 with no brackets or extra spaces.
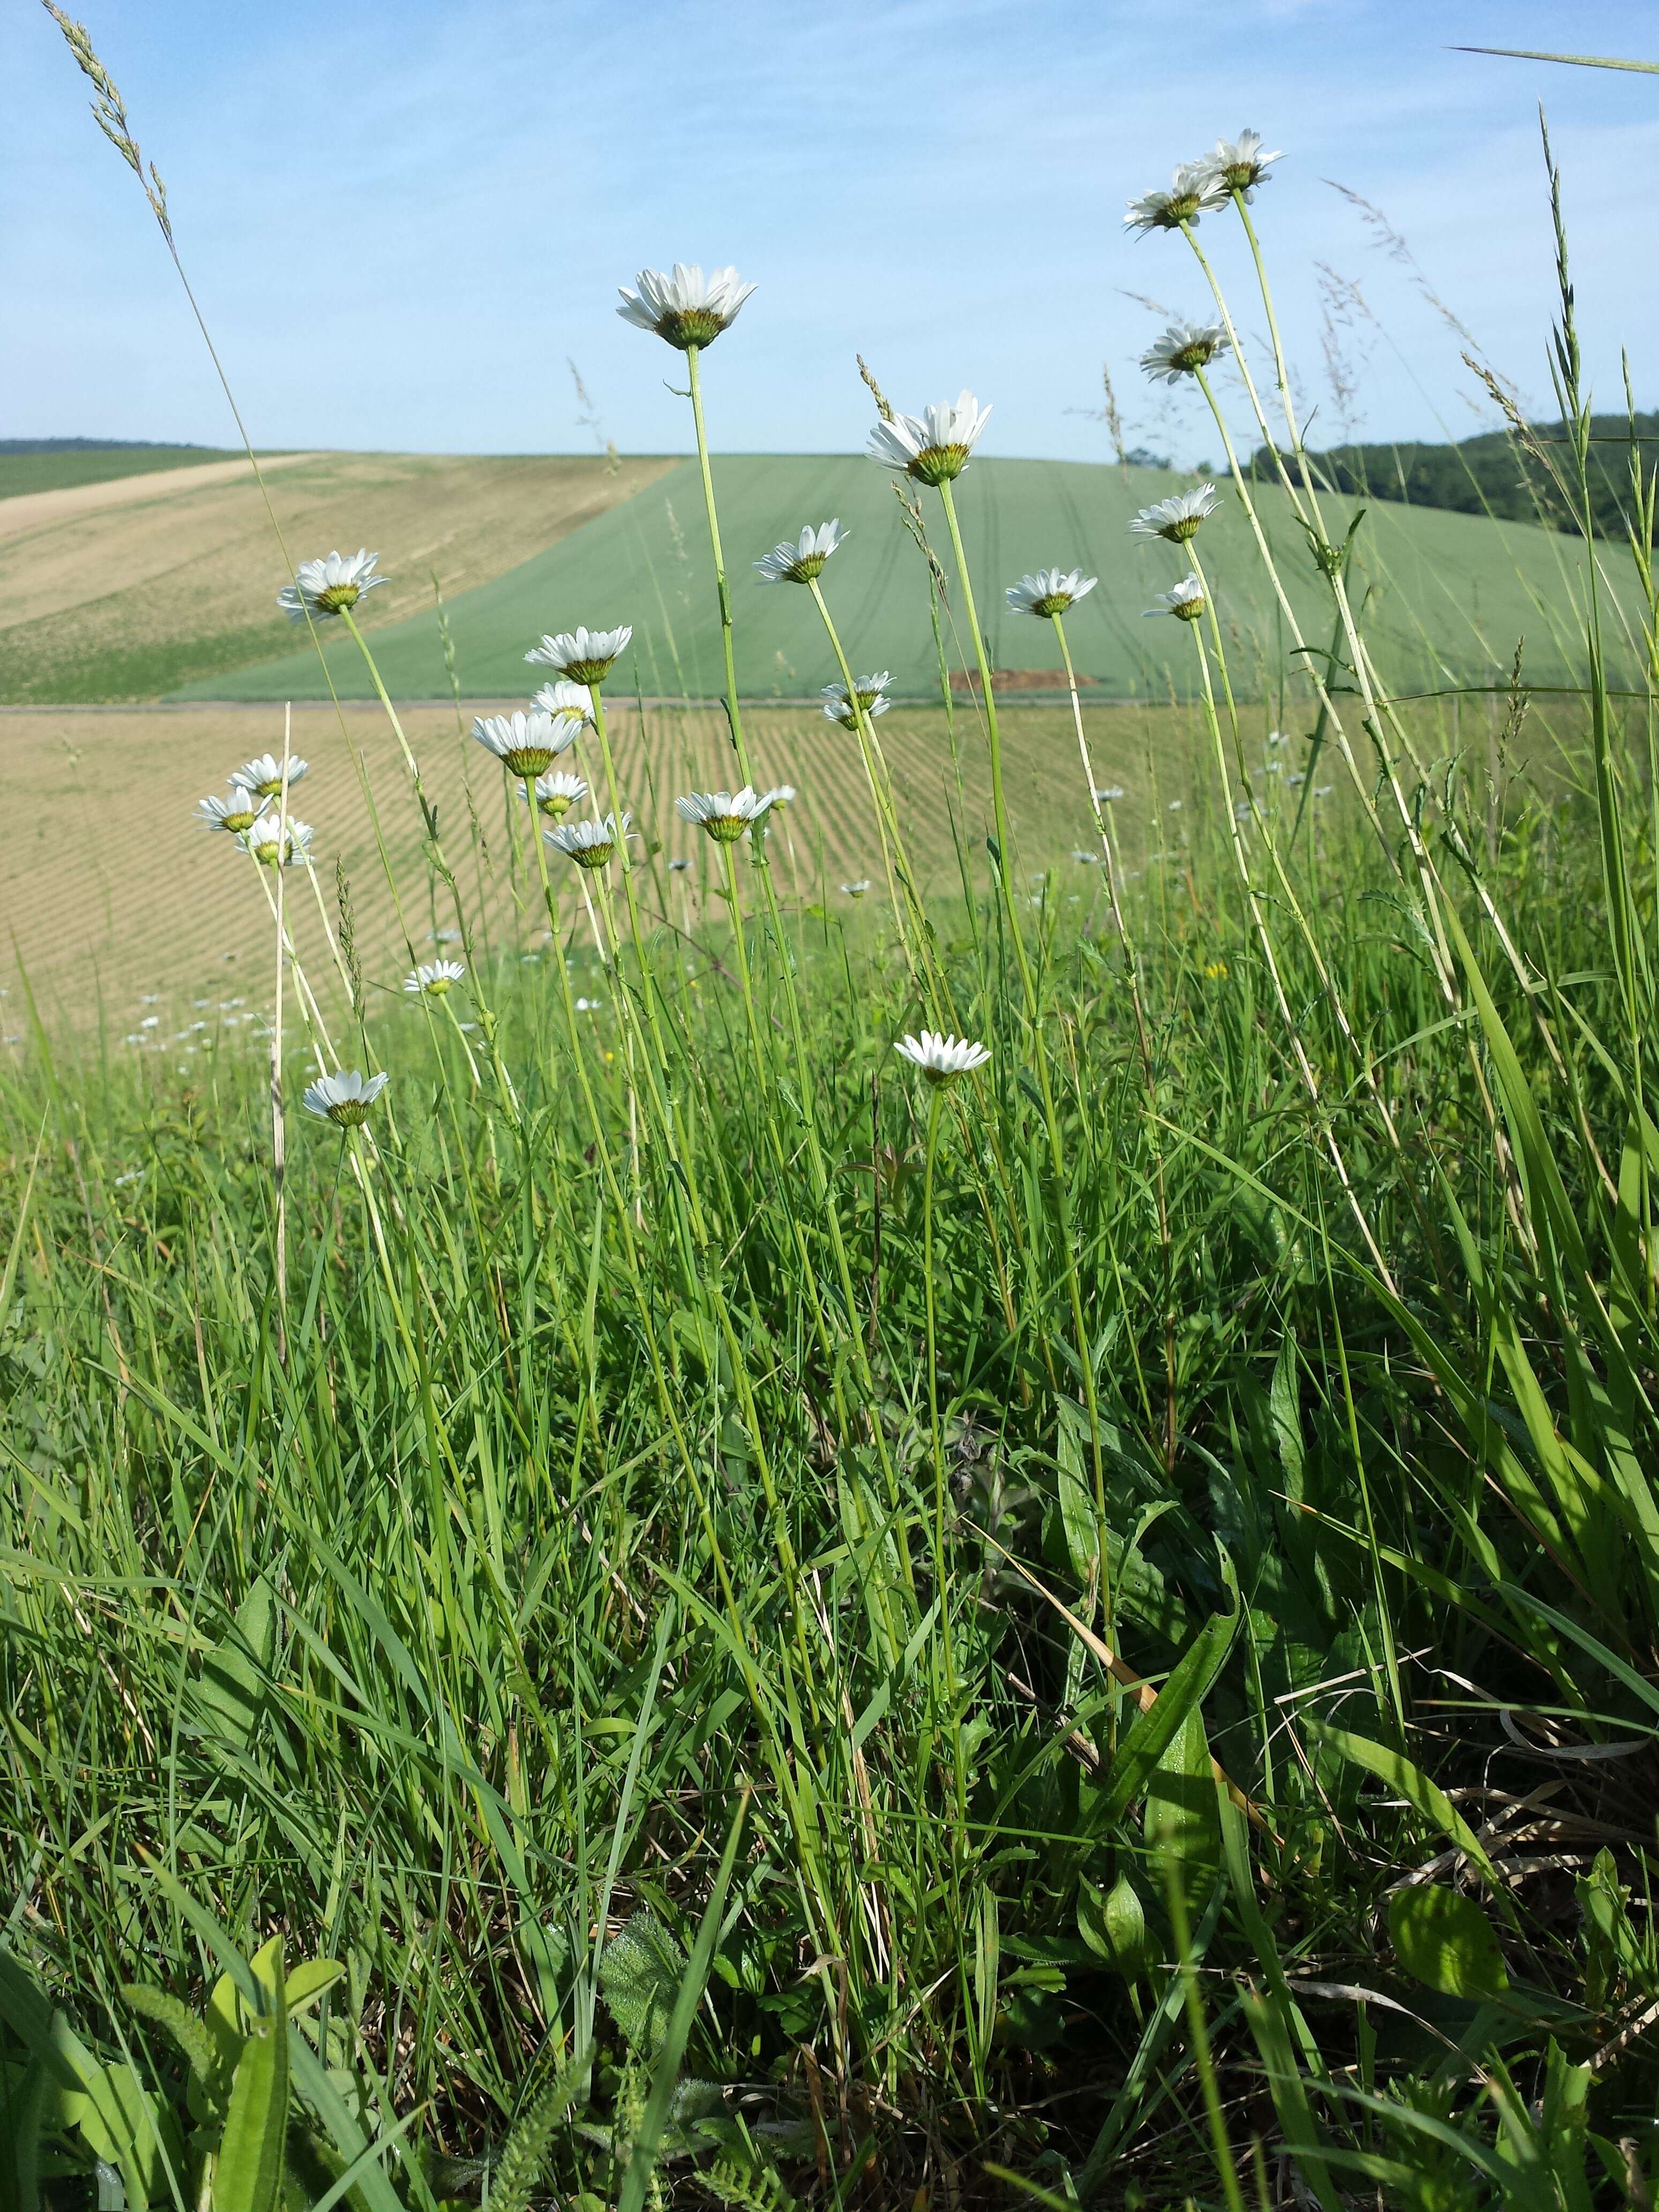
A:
4,34,1659,2210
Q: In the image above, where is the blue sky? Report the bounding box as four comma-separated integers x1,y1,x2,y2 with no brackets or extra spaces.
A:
5,1,1657,465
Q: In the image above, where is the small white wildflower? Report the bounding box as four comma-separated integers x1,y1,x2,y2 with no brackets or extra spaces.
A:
303,1068,390,1127
1140,323,1231,385
114,1169,145,1188
1144,575,1207,623
1131,484,1221,544
894,1030,992,1084
866,392,991,485
524,626,633,682
841,879,872,898
576,996,603,1012
1168,798,1184,812
278,549,387,623
140,1015,160,1029
196,789,269,835
529,678,594,726
1124,160,1227,235
522,769,588,820
404,959,466,997
1267,729,1289,747
675,786,778,842
668,856,693,873
230,752,310,798
617,263,756,348
1288,771,1307,786
768,783,797,808
1094,785,1125,803
547,812,630,870
1314,784,1333,798
428,929,462,945
1006,567,1097,618
240,814,314,867
821,674,893,729
754,519,847,585
473,709,578,778
1072,849,1101,865
1204,130,1282,200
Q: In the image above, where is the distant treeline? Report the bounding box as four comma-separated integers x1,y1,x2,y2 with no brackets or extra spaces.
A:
0,437,219,454
1249,412,1659,540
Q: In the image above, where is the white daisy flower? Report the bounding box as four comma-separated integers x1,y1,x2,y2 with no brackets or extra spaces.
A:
429,929,462,945
841,879,872,898
1140,323,1230,385
1124,160,1227,236
576,996,603,1012
616,263,756,349
1072,849,1101,864
1314,784,1333,798
668,856,693,873
1006,567,1097,618
1130,484,1221,544
1168,798,1184,811
278,549,387,624
821,674,893,730
196,789,270,835
866,392,991,485
1094,785,1125,803
529,678,594,726
404,959,466,997
1205,130,1282,200
547,812,630,870
229,752,310,798
675,786,778,842
472,709,579,778
524,626,633,682
1268,729,1289,746
303,1068,390,1126
521,769,588,820
1144,575,1207,623
240,814,315,866
753,519,847,585
767,783,797,808
894,1030,992,1084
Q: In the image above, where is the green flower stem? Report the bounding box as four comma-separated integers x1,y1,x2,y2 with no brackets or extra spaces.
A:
685,344,749,775
1052,611,1176,1476
1184,614,1398,1290
935,476,1109,1580
921,1081,968,1829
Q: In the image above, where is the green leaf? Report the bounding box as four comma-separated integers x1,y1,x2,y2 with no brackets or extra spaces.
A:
600,1914,686,2062
1077,1872,1147,1981
1096,1608,1236,1825
1054,1417,1098,1584
1306,1721,1501,1888
215,1943,289,2212
189,1579,276,1753
1144,1705,1219,1872
119,1984,216,2102
1388,1886,1509,2002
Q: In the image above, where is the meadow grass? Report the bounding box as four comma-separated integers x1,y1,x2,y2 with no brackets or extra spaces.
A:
4,50,1659,2212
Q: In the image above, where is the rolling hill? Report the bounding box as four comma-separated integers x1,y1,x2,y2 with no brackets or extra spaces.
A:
176,453,1647,707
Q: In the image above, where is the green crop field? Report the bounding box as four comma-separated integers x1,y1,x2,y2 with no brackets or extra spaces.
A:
180,451,1648,706
0,440,241,498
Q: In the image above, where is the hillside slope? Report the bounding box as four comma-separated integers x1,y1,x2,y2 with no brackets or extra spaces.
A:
179,454,1647,705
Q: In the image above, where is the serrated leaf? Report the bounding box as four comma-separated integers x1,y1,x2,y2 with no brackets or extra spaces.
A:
600,1912,686,2062
1388,1886,1509,2001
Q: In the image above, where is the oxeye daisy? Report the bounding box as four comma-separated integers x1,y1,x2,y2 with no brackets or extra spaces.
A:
1130,484,1221,543
403,959,465,997
303,1068,390,1126
841,879,871,898
675,786,778,842
866,392,991,485
278,549,387,624
524,626,633,683
821,674,893,730
1005,567,1097,619
1094,784,1126,803
668,856,693,873
767,783,797,809
616,264,756,349
1140,323,1230,384
1205,130,1282,199
472,709,578,779
521,769,588,820
1124,160,1226,235
240,814,314,866
230,752,310,798
894,1030,991,1084
196,789,270,835
1145,576,1207,623
528,678,594,726
753,519,847,585
547,812,630,870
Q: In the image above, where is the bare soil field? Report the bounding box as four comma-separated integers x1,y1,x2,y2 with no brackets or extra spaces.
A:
0,698,1213,1041
0,452,675,705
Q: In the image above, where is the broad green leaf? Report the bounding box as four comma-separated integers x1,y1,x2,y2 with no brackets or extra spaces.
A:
1388,1886,1509,2002
1054,1417,1097,1585
1144,1704,1219,1872
599,1913,686,2062
1077,1872,1147,1982
190,1580,275,1753
1097,1608,1236,1825
215,1944,289,2212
